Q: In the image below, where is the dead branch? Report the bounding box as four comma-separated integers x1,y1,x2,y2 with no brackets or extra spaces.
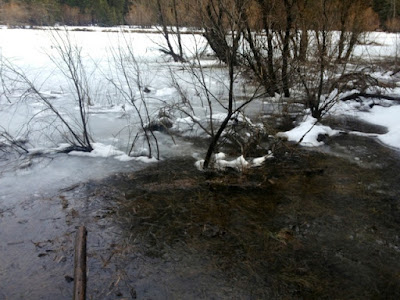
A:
340,92,400,102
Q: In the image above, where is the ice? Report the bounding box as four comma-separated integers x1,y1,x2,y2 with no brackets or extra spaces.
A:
215,155,249,171
0,28,215,200
133,156,159,163
69,142,128,158
0,154,145,200
68,142,161,162
1,27,400,200
328,96,400,149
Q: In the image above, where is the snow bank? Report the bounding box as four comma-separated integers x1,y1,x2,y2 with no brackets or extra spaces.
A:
353,105,400,149
275,95,400,150
330,97,400,149
277,115,338,147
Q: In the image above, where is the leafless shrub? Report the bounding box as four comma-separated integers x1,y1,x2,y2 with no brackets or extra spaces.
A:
107,34,160,160
166,38,266,168
1,29,94,152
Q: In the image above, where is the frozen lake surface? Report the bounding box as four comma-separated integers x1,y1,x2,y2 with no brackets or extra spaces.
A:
0,28,218,198
1,28,400,197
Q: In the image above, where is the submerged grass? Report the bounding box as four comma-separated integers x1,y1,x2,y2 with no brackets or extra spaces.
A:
87,135,400,298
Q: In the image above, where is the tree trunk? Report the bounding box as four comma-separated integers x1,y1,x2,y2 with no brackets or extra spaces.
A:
204,49,236,169
299,29,308,62
282,0,293,98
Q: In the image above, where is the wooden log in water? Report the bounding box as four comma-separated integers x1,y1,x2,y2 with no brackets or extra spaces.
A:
73,226,87,300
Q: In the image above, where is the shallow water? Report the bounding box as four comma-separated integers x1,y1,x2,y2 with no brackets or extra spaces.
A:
83,138,400,299
1,124,400,299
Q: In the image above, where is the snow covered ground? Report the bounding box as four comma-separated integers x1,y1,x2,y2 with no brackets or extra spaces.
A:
0,27,400,199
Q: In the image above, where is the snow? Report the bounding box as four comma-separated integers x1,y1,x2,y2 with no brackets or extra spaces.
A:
252,151,274,167
211,113,228,122
278,115,339,147
133,156,159,163
155,87,176,97
371,106,400,148
68,142,157,162
195,159,205,171
68,143,161,162
215,155,250,171
195,151,274,171
1,27,400,198
353,32,400,59
215,152,226,160
332,101,400,149
357,105,400,148
69,142,127,158
279,85,400,149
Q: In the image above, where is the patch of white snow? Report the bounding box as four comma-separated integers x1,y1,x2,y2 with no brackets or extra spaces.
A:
278,115,338,147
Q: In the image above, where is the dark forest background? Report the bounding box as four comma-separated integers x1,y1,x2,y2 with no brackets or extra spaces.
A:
0,0,399,32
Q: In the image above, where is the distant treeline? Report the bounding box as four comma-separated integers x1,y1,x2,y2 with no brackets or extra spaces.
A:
0,0,130,26
0,0,400,31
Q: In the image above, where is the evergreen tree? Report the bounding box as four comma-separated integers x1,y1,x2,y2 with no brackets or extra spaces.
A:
373,0,400,24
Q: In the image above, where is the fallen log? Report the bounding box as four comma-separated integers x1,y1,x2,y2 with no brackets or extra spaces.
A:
340,92,400,102
73,226,87,300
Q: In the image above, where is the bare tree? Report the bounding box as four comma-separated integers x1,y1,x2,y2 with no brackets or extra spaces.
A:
242,0,280,96
155,0,186,62
294,0,372,119
201,0,236,65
